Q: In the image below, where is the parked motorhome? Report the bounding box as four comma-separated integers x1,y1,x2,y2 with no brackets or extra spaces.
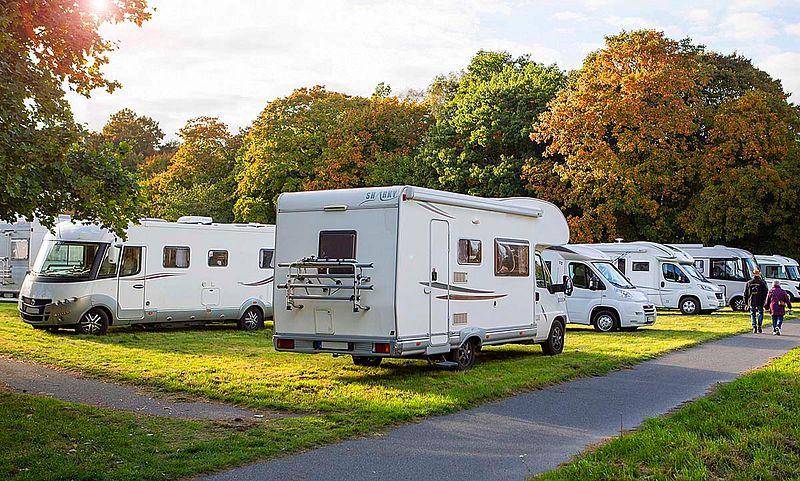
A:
755,255,800,301
1,216,69,300
272,186,573,370
18,217,275,334
671,244,759,311
591,242,725,315
542,245,656,332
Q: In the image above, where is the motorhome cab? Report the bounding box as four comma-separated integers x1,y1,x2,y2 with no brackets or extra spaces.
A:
591,242,725,315
542,245,655,332
1,215,69,300
755,255,800,301
272,186,572,370
18,217,275,335
671,244,759,311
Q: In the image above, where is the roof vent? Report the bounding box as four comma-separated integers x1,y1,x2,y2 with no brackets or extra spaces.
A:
177,216,213,225
615,237,624,243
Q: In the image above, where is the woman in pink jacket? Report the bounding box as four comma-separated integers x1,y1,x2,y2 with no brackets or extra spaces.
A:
765,280,792,336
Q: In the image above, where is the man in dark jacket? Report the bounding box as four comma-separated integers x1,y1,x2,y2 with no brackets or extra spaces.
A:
744,269,769,333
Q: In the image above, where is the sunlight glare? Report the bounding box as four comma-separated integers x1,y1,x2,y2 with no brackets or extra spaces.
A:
90,0,108,13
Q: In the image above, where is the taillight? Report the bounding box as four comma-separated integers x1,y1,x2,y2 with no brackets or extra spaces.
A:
276,338,295,350
373,342,391,354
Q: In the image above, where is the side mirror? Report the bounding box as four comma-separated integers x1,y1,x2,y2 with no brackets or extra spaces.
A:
564,276,574,297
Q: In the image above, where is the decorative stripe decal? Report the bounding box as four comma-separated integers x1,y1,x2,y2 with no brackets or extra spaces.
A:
239,276,274,287
126,273,184,281
436,294,508,300
418,202,455,219
418,281,495,293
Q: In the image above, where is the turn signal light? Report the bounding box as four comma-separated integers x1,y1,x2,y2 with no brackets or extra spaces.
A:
373,342,391,354
276,338,295,350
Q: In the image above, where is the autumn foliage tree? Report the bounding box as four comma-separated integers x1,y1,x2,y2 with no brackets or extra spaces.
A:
97,108,165,170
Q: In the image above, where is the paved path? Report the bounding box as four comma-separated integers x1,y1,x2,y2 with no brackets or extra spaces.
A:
0,356,272,421
200,320,800,481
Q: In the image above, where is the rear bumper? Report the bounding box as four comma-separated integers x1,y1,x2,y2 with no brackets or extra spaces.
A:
274,334,403,357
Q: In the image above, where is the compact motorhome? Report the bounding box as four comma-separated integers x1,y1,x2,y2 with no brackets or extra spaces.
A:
671,244,759,311
272,186,573,370
542,245,656,332
18,217,275,334
591,242,725,315
1,216,69,300
755,255,800,300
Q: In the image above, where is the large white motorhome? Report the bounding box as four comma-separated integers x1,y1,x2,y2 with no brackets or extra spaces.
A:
542,245,656,332
671,244,759,311
272,186,573,370
1,215,70,300
591,242,725,315
755,255,800,301
18,217,275,335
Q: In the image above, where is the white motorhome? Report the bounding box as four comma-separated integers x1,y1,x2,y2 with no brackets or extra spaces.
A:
755,255,800,301
18,217,275,335
542,245,656,332
1,215,70,300
272,186,573,370
671,244,759,311
591,242,725,315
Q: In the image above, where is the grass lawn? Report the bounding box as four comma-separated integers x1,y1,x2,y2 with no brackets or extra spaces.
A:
533,346,800,481
0,302,756,480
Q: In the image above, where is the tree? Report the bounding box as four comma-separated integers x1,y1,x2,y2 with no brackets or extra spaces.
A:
0,0,150,233
99,108,165,169
533,30,800,257
417,51,566,198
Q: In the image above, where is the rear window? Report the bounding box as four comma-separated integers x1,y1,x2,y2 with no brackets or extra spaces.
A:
259,249,274,269
318,231,357,260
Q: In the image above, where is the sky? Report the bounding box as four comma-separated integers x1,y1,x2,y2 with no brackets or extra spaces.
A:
68,0,800,139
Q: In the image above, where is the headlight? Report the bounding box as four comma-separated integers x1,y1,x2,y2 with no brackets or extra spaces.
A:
618,290,632,299
699,284,713,291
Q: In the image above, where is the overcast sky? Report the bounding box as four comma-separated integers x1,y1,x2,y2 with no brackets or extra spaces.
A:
68,0,800,139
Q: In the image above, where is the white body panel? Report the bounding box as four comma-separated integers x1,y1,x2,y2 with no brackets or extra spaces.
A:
755,254,800,300
590,242,725,312
542,245,656,328
273,186,570,358
18,219,275,328
670,244,758,309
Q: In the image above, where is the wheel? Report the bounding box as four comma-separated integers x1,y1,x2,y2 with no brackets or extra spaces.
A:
238,307,263,331
592,309,618,333
542,319,565,355
76,308,109,335
679,296,700,315
446,339,477,370
352,356,383,367
730,296,745,312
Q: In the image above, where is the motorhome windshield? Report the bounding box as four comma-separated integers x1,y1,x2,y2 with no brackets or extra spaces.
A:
31,241,101,279
593,262,634,289
787,265,800,281
683,264,708,282
743,257,759,277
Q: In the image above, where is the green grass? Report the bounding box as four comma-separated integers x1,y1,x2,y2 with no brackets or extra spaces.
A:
533,346,800,481
0,303,757,480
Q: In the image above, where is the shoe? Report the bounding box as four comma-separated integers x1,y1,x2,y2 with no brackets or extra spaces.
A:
753,328,758,334
777,328,781,336
758,327,763,333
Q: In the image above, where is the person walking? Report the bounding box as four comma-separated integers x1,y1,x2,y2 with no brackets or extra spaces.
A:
766,280,792,335
744,269,769,333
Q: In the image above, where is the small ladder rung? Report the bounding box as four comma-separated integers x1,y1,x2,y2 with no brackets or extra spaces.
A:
290,295,360,301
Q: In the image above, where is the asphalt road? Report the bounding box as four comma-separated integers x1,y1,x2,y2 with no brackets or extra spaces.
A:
199,319,800,481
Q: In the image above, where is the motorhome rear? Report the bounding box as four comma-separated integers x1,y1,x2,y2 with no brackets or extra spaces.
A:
272,186,572,370
543,245,656,332
591,242,725,315
1,215,69,300
755,255,800,301
18,217,275,334
671,244,758,311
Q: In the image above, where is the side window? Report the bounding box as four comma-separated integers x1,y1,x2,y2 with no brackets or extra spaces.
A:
494,239,529,277
616,258,626,274
119,246,142,277
694,260,704,273
662,263,689,283
163,246,190,268
764,265,781,279
632,262,649,272
208,250,228,267
97,245,119,278
318,230,356,260
10,239,29,260
569,262,592,289
534,254,552,289
457,239,482,265
259,249,275,269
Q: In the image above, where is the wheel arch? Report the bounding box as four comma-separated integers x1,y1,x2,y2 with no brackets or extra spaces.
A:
590,306,619,324
239,298,269,320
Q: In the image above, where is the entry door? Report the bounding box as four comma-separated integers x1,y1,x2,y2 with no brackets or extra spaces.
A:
659,263,684,308
429,220,450,346
117,246,146,320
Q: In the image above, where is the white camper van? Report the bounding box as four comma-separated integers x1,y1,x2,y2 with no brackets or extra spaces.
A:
542,245,656,332
671,244,759,311
755,255,800,301
591,242,725,315
272,186,573,370
18,217,275,334
1,215,70,300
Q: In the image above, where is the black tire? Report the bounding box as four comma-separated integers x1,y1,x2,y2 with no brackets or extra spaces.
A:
352,356,383,367
76,308,109,335
238,307,264,331
679,296,701,315
542,319,565,356
592,309,618,333
730,296,746,312
446,339,478,370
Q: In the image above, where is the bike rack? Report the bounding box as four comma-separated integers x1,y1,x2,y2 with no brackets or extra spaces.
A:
0,257,11,286
277,257,374,312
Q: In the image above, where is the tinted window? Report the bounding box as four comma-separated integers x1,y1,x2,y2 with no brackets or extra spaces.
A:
494,239,529,277
97,245,119,278
632,261,649,272
710,258,746,281
616,258,626,274
208,250,228,267
662,263,689,283
120,246,142,277
457,239,482,265
319,231,356,260
259,249,275,269
163,246,190,268
763,265,785,279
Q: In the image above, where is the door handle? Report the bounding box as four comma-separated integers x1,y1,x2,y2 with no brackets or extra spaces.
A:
535,292,540,301
431,268,438,282
661,281,665,287
133,284,144,289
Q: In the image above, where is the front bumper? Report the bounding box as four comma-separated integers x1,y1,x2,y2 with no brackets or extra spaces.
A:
18,296,88,326
622,304,657,326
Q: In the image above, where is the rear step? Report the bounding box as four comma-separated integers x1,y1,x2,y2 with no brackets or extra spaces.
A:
434,361,459,369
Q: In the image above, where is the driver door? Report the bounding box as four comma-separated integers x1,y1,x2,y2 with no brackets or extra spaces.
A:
567,261,601,324
660,263,686,308
117,246,146,321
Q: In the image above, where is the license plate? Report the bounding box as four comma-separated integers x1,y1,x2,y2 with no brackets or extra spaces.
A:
24,306,41,314
320,341,349,350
